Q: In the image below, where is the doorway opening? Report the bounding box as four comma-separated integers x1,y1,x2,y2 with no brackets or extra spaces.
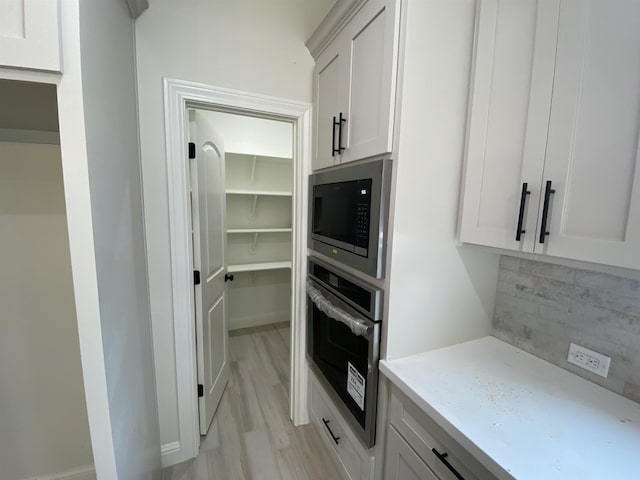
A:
188,108,296,436
0,79,94,479
163,79,310,463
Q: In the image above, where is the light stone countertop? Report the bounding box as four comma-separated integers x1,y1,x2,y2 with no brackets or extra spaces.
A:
379,336,640,480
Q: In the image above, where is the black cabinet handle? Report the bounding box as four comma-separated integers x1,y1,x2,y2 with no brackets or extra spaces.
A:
332,112,346,156
432,448,465,480
224,273,234,282
322,418,340,445
332,115,338,157
338,112,346,154
515,182,531,241
538,180,556,244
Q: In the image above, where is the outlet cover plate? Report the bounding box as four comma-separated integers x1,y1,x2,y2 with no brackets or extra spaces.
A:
567,343,610,378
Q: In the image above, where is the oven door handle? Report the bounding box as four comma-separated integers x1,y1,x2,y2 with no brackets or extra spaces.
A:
306,279,372,338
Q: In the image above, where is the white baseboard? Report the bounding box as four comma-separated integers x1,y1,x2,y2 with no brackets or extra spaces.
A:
228,311,289,331
161,441,183,468
21,465,96,480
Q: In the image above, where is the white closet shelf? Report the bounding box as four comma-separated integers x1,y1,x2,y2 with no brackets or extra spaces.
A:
227,228,292,234
227,261,292,273
226,152,292,162
226,188,292,197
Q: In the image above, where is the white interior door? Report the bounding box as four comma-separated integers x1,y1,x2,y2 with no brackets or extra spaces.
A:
190,110,230,434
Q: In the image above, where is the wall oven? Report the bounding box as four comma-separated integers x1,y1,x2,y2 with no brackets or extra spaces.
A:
309,159,391,278
306,258,383,447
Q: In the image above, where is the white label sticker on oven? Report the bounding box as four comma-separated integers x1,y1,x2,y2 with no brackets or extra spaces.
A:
347,362,366,411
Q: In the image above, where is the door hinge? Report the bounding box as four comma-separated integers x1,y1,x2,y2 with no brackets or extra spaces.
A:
197,384,204,398
194,270,201,285
188,142,196,159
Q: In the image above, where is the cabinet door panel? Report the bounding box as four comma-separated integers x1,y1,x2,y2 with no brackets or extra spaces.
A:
313,47,344,171
384,427,439,480
539,0,640,268
0,0,61,72
340,0,398,164
459,0,558,252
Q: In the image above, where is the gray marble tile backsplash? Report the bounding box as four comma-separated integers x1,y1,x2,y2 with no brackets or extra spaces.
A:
492,256,640,403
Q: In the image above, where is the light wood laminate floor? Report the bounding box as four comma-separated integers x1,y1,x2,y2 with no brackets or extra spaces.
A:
162,323,344,480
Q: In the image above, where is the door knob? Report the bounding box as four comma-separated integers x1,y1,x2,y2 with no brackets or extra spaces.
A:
225,273,234,282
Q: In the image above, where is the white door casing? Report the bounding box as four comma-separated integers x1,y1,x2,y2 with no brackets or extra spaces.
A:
163,79,310,466
190,111,230,434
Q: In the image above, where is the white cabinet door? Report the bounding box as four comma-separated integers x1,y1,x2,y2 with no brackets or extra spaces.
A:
339,0,398,164
459,0,559,251
0,0,61,72
384,427,439,480
535,0,640,269
312,42,348,171
311,0,399,170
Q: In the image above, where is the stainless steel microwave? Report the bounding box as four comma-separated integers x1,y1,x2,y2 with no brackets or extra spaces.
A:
309,159,391,278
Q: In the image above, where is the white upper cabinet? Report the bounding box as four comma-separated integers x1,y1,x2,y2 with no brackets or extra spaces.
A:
0,0,61,72
310,0,399,171
313,43,348,171
537,0,640,267
460,0,558,252
460,0,640,270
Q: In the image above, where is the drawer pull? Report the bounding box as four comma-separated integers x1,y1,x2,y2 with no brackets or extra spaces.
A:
432,448,465,480
322,418,341,445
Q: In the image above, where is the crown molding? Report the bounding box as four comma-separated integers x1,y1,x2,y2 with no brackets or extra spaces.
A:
305,0,367,59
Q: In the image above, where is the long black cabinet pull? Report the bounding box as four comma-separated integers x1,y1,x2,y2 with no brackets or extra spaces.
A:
539,180,556,244
515,182,531,241
332,115,338,157
322,418,340,445
331,113,347,157
432,448,465,480
337,112,346,154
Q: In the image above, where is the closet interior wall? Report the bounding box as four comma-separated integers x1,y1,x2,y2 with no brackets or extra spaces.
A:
0,80,93,479
197,110,294,331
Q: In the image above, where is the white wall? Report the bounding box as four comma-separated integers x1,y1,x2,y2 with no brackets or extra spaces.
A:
78,0,161,477
134,0,332,452
199,110,293,158
385,0,500,359
0,142,93,480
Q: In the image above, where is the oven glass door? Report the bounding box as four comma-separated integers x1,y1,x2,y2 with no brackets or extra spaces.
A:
312,179,372,253
309,298,371,429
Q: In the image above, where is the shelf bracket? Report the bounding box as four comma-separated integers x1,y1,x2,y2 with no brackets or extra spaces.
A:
249,194,259,220
249,232,259,255
250,155,257,185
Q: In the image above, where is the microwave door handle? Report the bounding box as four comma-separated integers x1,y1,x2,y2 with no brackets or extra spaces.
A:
306,279,372,338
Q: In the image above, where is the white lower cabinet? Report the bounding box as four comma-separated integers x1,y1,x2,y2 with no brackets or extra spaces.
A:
308,370,375,480
384,427,439,480
385,386,497,480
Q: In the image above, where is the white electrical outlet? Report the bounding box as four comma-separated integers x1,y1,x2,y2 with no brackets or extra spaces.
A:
567,343,611,378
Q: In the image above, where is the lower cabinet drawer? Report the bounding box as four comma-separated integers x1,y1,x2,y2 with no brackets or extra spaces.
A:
389,387,497,480
308,371,375,480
